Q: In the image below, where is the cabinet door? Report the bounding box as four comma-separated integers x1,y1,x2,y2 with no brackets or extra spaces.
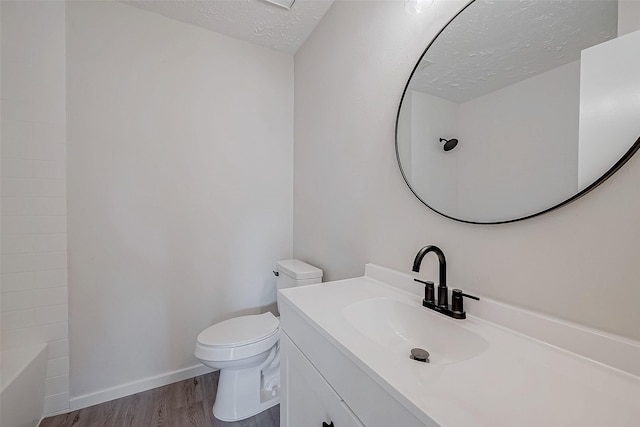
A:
281,332,364,427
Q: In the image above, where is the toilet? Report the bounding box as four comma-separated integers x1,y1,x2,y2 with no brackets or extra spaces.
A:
194,259,323,421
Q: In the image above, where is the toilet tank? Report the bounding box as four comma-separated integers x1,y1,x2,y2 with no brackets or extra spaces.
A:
276,259,322,293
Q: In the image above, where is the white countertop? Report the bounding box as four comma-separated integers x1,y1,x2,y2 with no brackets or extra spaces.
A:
279,265,640,427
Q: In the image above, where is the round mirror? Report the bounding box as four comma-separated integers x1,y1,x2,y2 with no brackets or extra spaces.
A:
396,0,640,224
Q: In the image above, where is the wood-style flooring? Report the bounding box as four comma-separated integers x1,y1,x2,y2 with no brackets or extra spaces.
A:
40,372,279,427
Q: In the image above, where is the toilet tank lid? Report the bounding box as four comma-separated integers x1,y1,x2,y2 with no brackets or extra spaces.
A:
277,259,323,280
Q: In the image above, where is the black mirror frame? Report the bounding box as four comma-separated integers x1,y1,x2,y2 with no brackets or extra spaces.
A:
395,0,640,225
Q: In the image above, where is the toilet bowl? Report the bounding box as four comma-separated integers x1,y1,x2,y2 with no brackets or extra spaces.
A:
195,312,281,421
194,260,322,421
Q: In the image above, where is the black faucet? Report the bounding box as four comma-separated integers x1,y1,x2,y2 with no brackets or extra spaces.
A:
412,245,479,320
412,245,448,307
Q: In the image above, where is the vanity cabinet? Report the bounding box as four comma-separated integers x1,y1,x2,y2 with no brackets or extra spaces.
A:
279,298,429,427
280,333,364,427
279,266,640,427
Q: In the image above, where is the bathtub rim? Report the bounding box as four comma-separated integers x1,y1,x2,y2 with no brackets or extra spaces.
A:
1,343,48,394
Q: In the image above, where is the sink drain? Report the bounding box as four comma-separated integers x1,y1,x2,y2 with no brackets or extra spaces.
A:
410,348,430,363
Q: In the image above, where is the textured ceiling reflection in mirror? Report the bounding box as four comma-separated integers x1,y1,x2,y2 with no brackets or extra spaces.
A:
410,0,618,103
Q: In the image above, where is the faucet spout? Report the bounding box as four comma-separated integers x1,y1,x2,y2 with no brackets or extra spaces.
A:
413,245,447,307
412,245,478,319
412,245,446,287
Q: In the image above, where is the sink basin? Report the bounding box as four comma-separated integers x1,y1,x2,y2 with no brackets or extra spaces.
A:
342,297,488,364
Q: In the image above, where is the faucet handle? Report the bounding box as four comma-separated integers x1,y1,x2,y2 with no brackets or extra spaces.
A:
414,278,435,304
451,289,479,313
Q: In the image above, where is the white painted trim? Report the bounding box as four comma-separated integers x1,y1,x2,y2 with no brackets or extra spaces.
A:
364,263,640,378
69,364,214,412
41,408,69,418
38,408,71,427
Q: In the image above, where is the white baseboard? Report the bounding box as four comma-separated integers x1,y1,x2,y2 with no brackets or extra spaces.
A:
69,364,214,412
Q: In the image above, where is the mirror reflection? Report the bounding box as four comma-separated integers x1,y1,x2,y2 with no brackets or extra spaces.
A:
396,0,640,223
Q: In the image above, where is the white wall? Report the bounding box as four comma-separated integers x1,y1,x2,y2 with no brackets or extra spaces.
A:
67,1,293,404
409,90,459,216
578,29,640,189
293,0,640,341
619,0,640,36
457,60,580,221
396,91,412,182
1,1,69,415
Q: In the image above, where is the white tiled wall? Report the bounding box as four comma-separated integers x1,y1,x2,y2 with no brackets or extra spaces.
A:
1,0,69,415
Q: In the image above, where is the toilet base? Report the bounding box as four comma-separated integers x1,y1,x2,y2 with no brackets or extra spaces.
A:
212,346,280,422
212,387,279,422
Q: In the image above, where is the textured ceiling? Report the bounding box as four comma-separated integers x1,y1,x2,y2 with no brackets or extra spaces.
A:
409,0,618,103
124,0,335,54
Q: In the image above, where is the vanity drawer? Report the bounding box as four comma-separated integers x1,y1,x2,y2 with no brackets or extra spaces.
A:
281,332,364,427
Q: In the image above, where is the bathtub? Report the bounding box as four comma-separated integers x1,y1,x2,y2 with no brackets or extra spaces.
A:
1,344,48,427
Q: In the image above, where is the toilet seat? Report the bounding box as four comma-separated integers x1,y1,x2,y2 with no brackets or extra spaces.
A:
195,312,279,362
198,312,279,347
